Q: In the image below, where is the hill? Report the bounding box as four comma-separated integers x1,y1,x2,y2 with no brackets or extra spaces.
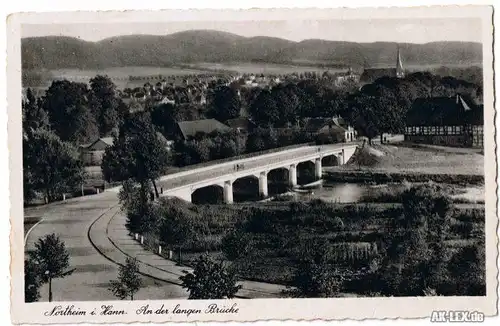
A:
21,29,483,70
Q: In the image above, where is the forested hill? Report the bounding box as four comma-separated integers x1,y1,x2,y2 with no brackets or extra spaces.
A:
22,30,482,70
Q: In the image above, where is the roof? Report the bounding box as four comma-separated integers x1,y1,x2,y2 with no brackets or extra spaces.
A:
81,137,115,151
303,117,348,133
407,95,483,126
360,68,397,83
225,117,257,130
100,137,114,146
177,119,231,139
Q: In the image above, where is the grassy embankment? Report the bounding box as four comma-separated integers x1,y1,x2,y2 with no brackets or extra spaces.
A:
328,142,484,183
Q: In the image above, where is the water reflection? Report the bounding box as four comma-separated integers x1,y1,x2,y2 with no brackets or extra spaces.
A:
289,182,484,204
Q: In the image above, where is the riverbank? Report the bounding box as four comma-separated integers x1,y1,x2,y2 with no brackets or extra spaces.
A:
323,170,484,186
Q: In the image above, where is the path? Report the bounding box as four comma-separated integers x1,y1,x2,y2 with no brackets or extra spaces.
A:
100,208,288,298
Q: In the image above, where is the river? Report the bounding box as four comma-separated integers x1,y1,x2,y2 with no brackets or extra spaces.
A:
285,181,485,204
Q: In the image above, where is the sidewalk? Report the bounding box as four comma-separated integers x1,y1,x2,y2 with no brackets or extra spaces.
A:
95,207,288,298
87,205,189,298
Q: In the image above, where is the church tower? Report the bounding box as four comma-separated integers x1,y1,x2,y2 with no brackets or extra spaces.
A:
396,46,405,78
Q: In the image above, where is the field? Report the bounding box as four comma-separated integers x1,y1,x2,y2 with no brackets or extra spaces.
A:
26,62,482,91
187,62,347,75
339,143,484,176
34,66,210,90
367,62,482,71
31,63,338,90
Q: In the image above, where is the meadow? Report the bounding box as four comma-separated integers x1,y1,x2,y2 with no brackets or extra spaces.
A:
186,62,347,74
338,143,484,176
44,66,210,89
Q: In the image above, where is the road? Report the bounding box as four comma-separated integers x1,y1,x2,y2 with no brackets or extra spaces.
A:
24,192,187,302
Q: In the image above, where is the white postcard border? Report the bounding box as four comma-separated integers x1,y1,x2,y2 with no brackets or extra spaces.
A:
8,6,498,324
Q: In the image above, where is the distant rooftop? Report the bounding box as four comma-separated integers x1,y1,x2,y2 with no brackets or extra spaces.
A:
177,119,231,139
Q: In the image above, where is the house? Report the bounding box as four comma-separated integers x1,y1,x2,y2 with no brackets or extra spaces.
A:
404,94,483,148
79,131,174,166
225,117,257,133
360,47,405,84
79,137,114,166
176,119,232,140
160,96,176,105
334,67,360,87
303,117,357,142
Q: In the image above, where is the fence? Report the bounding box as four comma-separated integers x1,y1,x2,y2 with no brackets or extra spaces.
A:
131,231,185,263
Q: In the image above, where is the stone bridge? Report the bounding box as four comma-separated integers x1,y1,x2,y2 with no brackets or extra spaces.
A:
158,143,359,204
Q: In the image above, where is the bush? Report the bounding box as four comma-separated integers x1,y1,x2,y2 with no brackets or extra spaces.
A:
180,254,242,299
221,231,251,260
285,261,343,298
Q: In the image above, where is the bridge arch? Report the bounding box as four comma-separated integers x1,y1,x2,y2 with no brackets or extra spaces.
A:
297,160,316,184
267,167,290,195
322,154,341,167
191,184,224,204
232,175,260,202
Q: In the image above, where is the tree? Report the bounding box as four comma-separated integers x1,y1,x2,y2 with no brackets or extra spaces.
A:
221,231,251,260
210,85,241,122
42,80,98,144
158,200,207,259
381,185,452,296
151,103,177,138
89,75,120,136
286,260,342,298
347,86,405,144
22,90,51,203
246,127,278,153
102,113,170,199
180,254,241,299
249,90,280,126
109,257,143,300
24,258,41,302
272,86,300,126
23,129,85,203
28,234,73,302
22,88,49,136
447,243,485,295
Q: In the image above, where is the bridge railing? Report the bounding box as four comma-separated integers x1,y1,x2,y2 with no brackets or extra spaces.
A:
163,142,316,176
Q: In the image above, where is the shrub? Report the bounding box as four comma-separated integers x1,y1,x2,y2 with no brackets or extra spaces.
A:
180,254,242,299
221,231,251,260
285,261,343,298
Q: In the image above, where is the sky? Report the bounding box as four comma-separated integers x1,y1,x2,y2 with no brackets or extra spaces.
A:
21,18,482,44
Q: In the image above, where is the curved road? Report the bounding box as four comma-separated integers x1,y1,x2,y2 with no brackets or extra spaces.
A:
24,191,187,302
24,146,343,302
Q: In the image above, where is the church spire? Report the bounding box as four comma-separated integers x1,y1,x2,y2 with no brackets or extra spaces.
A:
396,46,405,78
